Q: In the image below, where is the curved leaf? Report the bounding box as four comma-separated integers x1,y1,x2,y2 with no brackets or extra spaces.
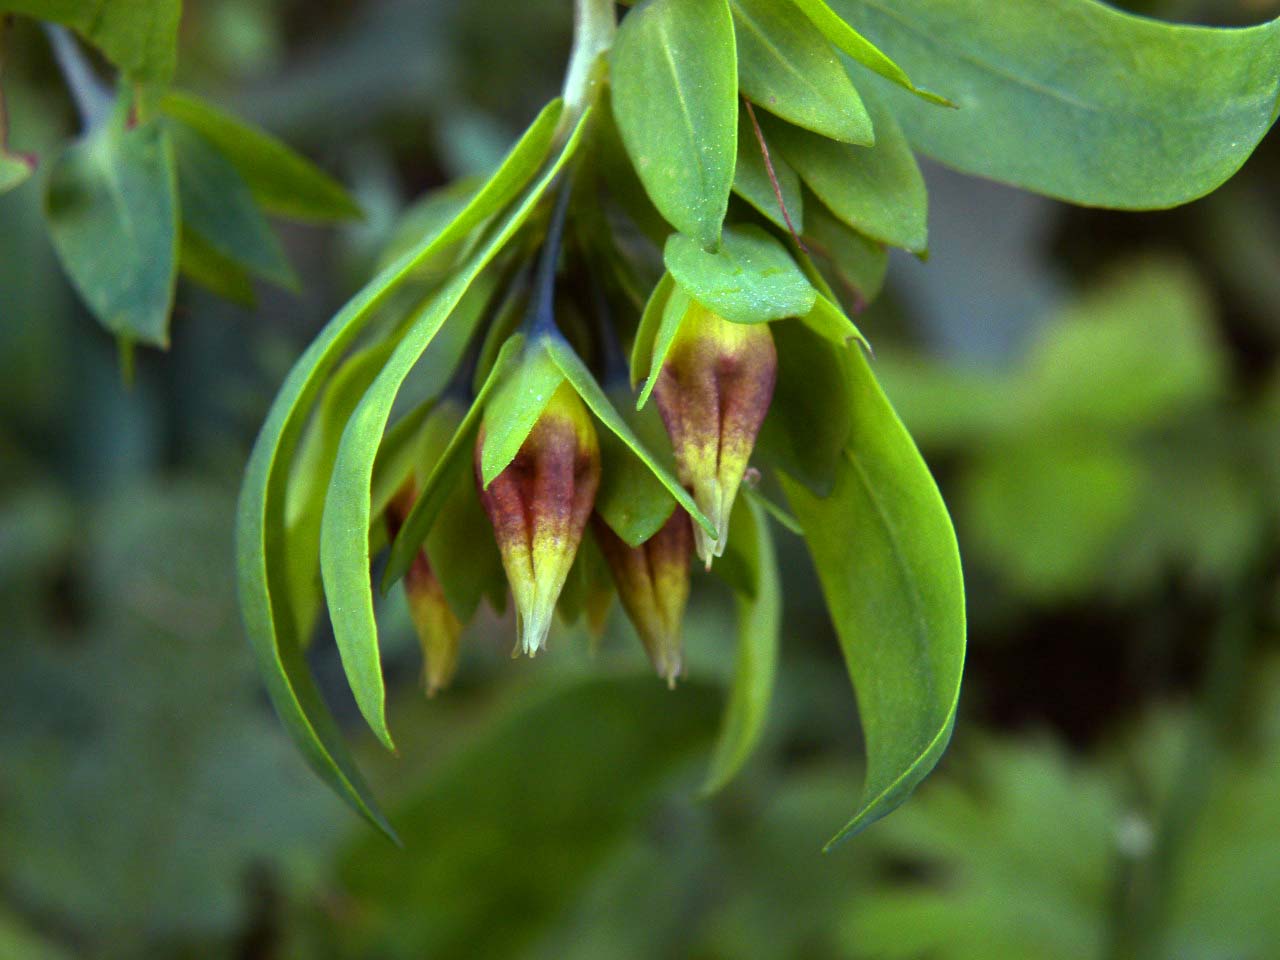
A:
595,385,680,547
611,0,738,249
319,113,590,752
3,0,180,82
161,91,362,222
479,336,566,487
664,224,817,323
829,0,1280,208
732,0,873,144
703,496,781,793
637,283,691,409
234,100,564,838
629,271,676,387
779,344,965,848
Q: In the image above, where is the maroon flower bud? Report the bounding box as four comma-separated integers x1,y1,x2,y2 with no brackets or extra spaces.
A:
476,382,601,655
387,484,462,697
592,510,693,687
653,303,777,568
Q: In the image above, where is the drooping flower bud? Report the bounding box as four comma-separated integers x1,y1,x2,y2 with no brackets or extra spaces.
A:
476,381,601,656
387,484,462,697
592,510,692,688
653,304,777,568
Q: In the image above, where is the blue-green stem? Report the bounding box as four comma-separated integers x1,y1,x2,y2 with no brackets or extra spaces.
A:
43,24,113,132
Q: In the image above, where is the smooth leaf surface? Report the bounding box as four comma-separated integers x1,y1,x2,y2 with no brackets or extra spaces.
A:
319,113,589,752
2,0,180,81
664,224,817,323
161,91,362,222
167,121,296,289
479,336,566,487
546,334,717,540
830,0,1280,208
768,90,927,252
733,108,805,232
637,283,691,409
0,152,33,194
234,100,564,838
177,227,255,306
780,345,965,847
803,192,888,306
595,385,680,547
611,0,738,249
703,496,781,793
629,271,676,387
789,0,951,105
733,0,872,144
44,118,178,347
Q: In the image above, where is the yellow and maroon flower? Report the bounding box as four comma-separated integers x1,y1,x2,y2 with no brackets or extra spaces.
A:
592,509,692,687
653,303,777,568
476,381,601,655
387,483,463,697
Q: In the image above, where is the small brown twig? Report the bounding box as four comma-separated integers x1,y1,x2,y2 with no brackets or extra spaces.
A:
743,98,806,253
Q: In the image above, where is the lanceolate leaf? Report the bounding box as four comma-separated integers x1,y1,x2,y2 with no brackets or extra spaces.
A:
788,0,952,106
479,336,567,487
803,192,888,306
703,496,782,794
732,0,873,145
779,344,965,848
161,91,362,222
167,121,296,289
637,283,691,409
767,89,927,252
546,334,717,540
664,224,817,324
234,100,565,839
178,227,255,307
829,0,1280,208
595,385,680,547
630,272,676,387
319,113,590,753
44,116,178,347
2,0,180,82
611,0,738,250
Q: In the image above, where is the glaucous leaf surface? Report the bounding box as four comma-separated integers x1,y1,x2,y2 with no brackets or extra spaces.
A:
44,117,178,347
610,0,738,250
831,0,1280,208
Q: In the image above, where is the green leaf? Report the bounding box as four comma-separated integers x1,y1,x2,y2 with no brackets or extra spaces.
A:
479,336,566,487
799,291,868,349
636,282,692,409
2,0,180,82
611,0,738,249
803,192,888,306
733,108,805,232
732,0,872,144
319,113,590,753
546,334,717,541
44,117,178,347
703,496,781,793
234,100,565,839
0,152,33,194
829,0,1280,208
779,345,965,847
758,316,853,496
167,120,296,289
383,338,525,592
338,676,720,959
177,227,255,307
767,89,926,252
595,385,681,547
789,0,952,106
664,223,817,323
160,91,362,222
629,272,676,387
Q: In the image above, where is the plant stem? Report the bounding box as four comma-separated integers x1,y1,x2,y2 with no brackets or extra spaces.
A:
43,24,113,132
560,0,616,130
523,175,576,339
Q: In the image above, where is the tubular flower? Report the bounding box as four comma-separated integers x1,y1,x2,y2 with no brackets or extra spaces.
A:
653,304,777,568
387,483,463,697
476,381,601,656
592,509,693,688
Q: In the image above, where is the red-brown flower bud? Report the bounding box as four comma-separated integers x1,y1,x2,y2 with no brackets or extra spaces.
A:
476,382,601,655
593,510,693,687
387,484,462,696
653,303,777,568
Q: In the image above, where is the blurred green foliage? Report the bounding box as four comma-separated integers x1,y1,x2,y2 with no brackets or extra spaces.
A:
2,0,1278,958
